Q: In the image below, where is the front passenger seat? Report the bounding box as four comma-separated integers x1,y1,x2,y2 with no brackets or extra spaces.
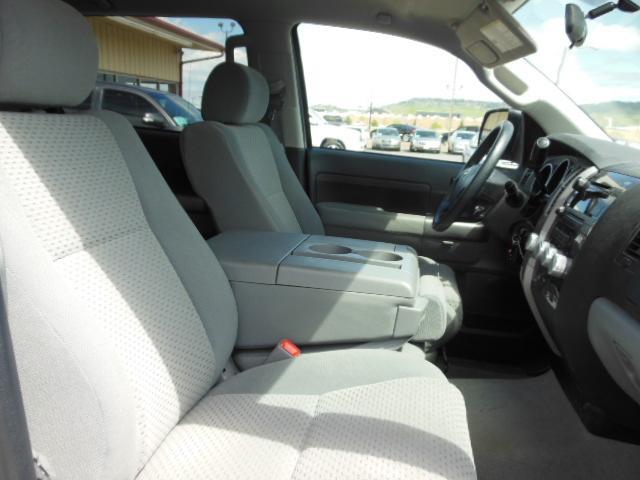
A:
182,61,463,347
0,1,475,478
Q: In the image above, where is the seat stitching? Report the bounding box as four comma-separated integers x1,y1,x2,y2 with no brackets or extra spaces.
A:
289,394,321,480
53,223,147,261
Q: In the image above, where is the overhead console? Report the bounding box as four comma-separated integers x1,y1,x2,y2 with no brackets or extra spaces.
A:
208,231,442,351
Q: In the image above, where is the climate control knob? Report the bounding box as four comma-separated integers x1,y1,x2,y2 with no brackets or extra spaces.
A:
535,241,551,260
541,246,558,269
525,233,540,253
548,253,571,278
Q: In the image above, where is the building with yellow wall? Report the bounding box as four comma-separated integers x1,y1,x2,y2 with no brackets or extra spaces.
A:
87,17,223,94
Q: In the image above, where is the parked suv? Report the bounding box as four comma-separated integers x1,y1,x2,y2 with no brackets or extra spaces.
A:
386,123,416,141
80,82,203,131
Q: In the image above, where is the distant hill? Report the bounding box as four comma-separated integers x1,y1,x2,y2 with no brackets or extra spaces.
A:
382,97,506,118
311,99,640,127
581,101,640,127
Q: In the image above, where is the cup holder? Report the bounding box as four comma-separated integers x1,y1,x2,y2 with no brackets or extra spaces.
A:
309,244,353,255
356,251,402,262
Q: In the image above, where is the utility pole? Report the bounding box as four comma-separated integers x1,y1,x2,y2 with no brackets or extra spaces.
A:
219,21,236,45
447,58,459,134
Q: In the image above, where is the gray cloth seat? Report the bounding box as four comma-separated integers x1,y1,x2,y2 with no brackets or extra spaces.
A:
181,61,463,345
0,0,475,478
139,349,476,479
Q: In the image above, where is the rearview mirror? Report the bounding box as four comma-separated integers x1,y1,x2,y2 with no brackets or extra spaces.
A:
141,112,166,128
565,3,588,48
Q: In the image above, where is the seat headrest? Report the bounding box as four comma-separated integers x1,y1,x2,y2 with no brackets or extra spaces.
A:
201,62,269,124
0,0,98,108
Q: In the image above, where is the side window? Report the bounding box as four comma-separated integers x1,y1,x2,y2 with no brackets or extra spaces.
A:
102,89,165,128
297,24,505,162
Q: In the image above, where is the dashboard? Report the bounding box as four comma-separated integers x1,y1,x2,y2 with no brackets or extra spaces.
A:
518,133,640,437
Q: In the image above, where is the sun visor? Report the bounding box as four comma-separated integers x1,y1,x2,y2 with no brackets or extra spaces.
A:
454,0,536,68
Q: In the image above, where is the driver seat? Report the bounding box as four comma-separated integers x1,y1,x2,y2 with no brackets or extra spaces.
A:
181,61,463,347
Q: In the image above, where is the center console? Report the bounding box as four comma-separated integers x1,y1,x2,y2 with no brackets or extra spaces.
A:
208,231,441,350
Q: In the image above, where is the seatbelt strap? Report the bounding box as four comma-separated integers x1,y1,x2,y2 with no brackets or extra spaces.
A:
263,79,287,143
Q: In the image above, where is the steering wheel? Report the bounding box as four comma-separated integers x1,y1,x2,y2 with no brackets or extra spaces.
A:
433,121,514,232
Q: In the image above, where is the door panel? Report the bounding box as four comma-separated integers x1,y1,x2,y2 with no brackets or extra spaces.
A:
308,147,462,214
306,147,503,268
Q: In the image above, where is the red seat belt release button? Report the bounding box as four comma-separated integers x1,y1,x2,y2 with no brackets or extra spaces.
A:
280,339,301,357
264,338,301,364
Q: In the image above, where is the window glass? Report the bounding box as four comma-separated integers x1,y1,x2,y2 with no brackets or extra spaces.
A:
515,0,640,146
86,15,244,124
102,89,162,127
163,17,248,108
416,130,438,138
297,24,505,161
146,90,203,126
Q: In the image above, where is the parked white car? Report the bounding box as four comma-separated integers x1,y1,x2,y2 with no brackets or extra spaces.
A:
309,110,365,150
410,129,442,153
448,130,477,154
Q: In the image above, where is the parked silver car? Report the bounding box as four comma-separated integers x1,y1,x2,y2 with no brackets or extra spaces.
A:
448,130,477,154
410,129,442,153
371,127,401,151
80,81,203,131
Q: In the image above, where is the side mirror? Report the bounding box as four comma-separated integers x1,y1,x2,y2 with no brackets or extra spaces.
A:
141,112,166,128
565,3,588,48
479,108,510,145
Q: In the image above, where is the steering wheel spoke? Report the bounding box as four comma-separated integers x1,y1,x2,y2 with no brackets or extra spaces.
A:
433,121,514,232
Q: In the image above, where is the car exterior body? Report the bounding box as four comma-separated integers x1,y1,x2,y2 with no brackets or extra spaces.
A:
80,82,203,131
448,130,477,154
309,110,365,150
386,123,416,141
461,133,479,162
371,127,402,150
410,129,442,153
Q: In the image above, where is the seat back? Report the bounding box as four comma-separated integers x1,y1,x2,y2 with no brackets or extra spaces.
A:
0,1,237,478
181,62,325,235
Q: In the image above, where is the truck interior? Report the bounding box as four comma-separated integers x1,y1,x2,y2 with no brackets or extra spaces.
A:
1,0,640,479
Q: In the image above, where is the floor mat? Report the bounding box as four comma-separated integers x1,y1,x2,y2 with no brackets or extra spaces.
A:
453,372,640,480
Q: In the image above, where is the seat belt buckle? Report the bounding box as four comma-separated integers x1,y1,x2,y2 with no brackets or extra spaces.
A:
264,339,301,364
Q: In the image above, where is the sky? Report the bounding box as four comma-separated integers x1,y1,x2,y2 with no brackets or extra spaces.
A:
515,0,640,104
166,2,640,109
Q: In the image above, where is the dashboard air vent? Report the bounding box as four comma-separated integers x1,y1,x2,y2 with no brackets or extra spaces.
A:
625,231,640,261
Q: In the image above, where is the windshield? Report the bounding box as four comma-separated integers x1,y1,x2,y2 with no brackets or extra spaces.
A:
456,132,475,140
378,128,399,135
417,131,438,138
146,90,203,126
515,1,640,146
